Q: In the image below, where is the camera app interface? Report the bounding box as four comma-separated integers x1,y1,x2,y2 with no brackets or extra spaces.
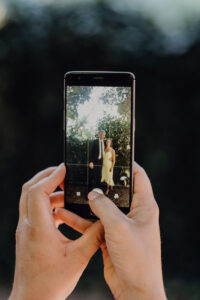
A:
66,85,132,207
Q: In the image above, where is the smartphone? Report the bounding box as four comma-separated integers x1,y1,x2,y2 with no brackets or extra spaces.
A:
64,71,135,219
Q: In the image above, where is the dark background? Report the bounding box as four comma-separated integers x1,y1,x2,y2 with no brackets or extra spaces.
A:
0,0,199,299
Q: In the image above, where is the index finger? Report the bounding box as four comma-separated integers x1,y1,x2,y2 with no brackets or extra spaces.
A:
27,163,66,227
19,166,57,218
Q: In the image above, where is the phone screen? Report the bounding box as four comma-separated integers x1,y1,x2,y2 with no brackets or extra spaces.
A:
64,72,135,217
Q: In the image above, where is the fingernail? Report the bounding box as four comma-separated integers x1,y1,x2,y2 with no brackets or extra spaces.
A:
88,189,104,201
92,188,104,195
88,192,99,201
88,191,97,201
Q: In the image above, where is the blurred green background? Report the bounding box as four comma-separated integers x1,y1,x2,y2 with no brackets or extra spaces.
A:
0,0,199,299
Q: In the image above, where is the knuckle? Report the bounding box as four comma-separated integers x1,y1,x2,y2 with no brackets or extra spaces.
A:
28,184,40,197
22,182,31,193
15,220,43,246
139,166,146,174
46,166,56,173
137,165,147,177
149,200,159,219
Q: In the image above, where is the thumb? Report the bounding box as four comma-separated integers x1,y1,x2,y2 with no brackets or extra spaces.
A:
88,191,126,228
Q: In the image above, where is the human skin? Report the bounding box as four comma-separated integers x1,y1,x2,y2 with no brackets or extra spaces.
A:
56,162,167,300
9,163,104,300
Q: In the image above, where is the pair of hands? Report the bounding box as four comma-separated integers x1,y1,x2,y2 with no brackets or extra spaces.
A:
9,162,167,300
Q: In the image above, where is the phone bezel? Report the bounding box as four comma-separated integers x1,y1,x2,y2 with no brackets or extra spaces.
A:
64,71,135,219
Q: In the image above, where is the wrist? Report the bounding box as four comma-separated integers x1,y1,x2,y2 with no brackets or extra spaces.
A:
9,288,66,300
116,287,167,300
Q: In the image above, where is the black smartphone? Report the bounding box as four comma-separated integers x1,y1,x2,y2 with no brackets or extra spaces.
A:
64,71,135,219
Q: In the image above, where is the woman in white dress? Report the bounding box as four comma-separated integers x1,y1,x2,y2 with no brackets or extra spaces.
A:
101,138,115,195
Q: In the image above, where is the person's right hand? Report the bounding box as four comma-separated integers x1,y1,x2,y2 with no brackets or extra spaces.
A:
9,164,104,300
58,162,167,300
89,162,94,169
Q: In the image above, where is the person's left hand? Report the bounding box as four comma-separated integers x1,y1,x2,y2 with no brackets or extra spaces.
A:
9,163,104,300
109,167,112,172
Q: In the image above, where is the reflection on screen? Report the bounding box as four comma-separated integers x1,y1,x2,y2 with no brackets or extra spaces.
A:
66,86,131,207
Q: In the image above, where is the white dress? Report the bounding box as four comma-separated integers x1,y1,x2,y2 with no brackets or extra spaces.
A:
101,150,114,186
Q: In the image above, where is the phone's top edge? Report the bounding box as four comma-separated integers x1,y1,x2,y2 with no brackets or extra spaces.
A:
64,71,135,79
